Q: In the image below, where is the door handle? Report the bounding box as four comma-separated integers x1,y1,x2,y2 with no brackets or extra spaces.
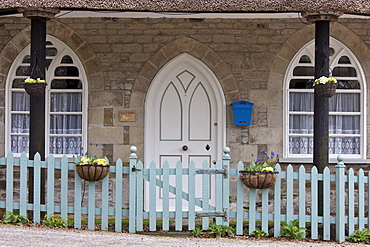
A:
182,145,188,151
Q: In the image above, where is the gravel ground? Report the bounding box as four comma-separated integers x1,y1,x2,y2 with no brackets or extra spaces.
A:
0,224,369,247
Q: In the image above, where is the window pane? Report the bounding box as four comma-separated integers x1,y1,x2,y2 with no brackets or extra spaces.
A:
289,136,313,154
293,66,314,76
12,92,29,111
289,115,314,134
51,79,82,89
338,56,351,64
46,47,58,56
329,137,360,154
50,115,82,134
11,135,29,153
329,115,360,134
50,93,82,112
337,80,360,89
61,55,73,64
289,92,314,111
16,66,30,76
49,136,82,155
289,79,314,89
329,93,360,112
55,66,79,76
22,55,31,63
299,55,311,63
11,114,29,133
12,79,27,89
332,67,356,77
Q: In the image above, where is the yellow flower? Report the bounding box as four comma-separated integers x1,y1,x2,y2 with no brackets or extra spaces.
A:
96,159,107,166
261,167,274,172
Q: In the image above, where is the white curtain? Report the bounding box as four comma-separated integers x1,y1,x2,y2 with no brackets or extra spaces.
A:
289,92,360,155
11,92,82,154
49,93,82,154
11,92,30,153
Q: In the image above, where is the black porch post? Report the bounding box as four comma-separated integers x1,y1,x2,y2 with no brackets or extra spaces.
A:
20,8,59,218
302,11,342,217
314,20,330,216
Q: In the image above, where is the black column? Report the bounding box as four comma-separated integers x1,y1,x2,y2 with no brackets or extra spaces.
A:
28,17,47,209
314,20,330,216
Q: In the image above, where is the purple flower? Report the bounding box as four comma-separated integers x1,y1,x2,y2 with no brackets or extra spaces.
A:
96,142,99,146
102,146,105,151
267,156,270,159
259,150,263,153
90,142,93,146
271,151,275,155
277,154,280,158
251,153,254,156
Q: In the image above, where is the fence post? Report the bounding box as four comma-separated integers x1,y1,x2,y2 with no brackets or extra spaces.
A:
129,146,138,233
335,155,346,242
222,147,230,226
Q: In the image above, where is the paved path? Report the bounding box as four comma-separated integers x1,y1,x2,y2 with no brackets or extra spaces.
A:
0,224,368,247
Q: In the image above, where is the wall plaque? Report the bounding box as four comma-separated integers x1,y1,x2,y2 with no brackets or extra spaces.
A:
119,110,136,122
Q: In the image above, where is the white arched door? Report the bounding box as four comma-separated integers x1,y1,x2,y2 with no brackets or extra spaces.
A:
145,53,225,210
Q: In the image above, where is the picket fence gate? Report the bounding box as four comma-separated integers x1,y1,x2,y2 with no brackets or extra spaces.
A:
1,147,370,242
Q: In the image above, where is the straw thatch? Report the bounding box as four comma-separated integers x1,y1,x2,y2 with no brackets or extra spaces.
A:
0,0,370,15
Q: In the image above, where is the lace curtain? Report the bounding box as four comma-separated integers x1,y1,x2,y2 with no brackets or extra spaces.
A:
289,92,360,155
11,92,82,154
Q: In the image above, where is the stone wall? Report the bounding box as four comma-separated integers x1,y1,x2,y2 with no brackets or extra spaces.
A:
1,16,370,208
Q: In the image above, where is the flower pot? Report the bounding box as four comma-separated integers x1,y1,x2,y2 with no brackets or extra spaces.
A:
76,164,110,181
239,171,278,189
23,83,47,96
314,83,337,98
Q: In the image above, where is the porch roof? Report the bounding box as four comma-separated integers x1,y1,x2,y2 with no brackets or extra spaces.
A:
0,0,370,16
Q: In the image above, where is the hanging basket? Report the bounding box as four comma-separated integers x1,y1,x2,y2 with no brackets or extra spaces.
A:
23,83,47,96
314,83,337,98
76,164,110,181
239,171,278,189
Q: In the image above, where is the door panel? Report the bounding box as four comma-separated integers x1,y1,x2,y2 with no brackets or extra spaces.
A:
145,54,225,211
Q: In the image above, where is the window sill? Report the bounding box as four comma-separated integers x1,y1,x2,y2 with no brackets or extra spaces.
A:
279,157,370,165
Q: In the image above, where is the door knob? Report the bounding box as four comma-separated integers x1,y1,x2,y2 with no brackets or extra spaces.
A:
182,145,188,151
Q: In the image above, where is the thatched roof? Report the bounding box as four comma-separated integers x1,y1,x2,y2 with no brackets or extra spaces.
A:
1,0,370,15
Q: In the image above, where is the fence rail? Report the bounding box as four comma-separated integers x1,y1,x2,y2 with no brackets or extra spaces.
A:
1,149,369,242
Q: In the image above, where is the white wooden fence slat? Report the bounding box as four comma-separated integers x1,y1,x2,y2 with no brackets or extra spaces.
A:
236,161,244,235
149,161,157,231
128,147,138,233
311,166,318,239
136,161,144,232
358,169,365,230
347,168,355,236
33,153,41,223
215,160,222,225
286,165,294,223
88,181,95,230
298,165,306,238
202,160,210,230
323,167,331,240
261,189,268,232
5,151,14,212
115,158,123,232
61,155,69,221
188,161,195,230
19,152,28,217
248,188,256,234
175,160,183,231
74,168,82,229
101,165,110,231
162,161,170,231
273,164,281,237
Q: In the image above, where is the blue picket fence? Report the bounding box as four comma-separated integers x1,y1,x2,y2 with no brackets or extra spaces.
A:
0,147,369,242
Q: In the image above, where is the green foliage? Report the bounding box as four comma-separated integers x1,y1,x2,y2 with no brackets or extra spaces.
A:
280,219,306,240
244,150,279,172
43,213,68,228
209,223,235,238
192,227,203,237
348,228,370,243
250,228,268,238
2,211,29,225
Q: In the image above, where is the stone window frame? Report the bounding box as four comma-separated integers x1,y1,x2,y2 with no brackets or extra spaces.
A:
283,37,366,162
5,35,88,158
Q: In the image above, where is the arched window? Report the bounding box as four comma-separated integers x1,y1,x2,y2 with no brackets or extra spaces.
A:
5,36,88,157
284,38,366,162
